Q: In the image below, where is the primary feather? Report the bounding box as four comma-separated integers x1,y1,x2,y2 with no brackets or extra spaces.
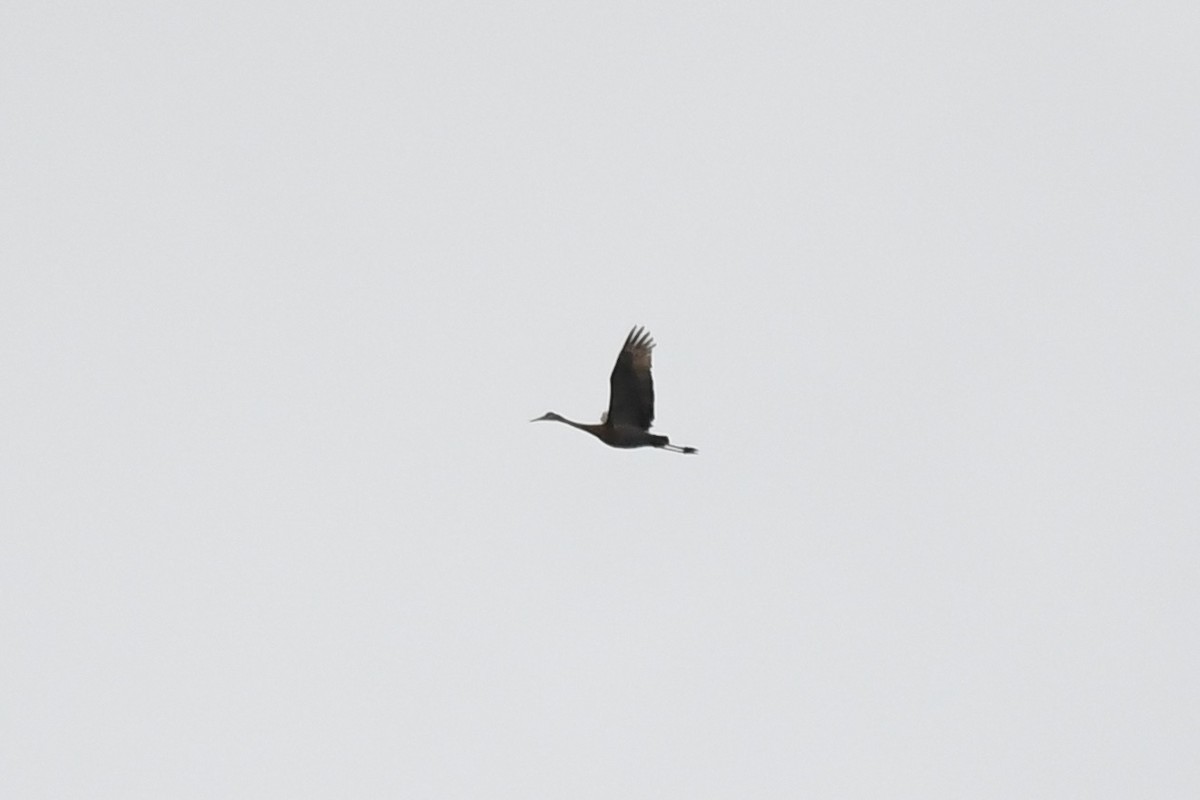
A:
607,326,656,430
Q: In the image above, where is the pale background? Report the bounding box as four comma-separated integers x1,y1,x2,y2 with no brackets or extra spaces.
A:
2,1,1197,797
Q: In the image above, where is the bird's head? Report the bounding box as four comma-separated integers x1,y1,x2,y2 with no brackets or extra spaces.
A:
530,412,564,423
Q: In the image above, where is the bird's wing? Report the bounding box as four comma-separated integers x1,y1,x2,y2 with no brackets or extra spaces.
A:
607,326,656,430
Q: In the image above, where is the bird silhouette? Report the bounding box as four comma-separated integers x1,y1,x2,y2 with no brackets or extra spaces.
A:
532,326,697,454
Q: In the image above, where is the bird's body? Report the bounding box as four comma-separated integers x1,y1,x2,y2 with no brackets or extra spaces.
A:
532,327,697,454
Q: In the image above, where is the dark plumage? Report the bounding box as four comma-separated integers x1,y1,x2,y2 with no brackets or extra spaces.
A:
532,326,697,454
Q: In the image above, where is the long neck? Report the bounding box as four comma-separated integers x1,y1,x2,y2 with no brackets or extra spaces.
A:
551,414,606,438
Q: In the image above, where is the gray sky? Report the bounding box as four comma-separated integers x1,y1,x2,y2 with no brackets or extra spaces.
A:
2,1,1197,797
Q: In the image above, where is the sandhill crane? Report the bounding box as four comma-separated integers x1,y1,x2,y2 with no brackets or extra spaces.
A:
532,326,697,454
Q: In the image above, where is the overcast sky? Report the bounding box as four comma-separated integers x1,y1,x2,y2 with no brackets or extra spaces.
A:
2,1,1197,797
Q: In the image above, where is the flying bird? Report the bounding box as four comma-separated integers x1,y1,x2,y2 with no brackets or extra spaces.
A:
532,326,697,454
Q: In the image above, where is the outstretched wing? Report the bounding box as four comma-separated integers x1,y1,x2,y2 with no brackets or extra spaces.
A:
606,326,656,430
